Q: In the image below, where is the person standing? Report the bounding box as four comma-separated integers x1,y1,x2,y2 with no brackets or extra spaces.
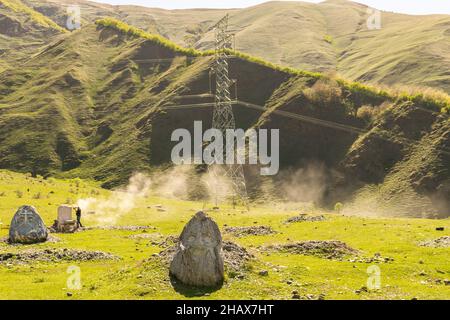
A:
75,207,83,228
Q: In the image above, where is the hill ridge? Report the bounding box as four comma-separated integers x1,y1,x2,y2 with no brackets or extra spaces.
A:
95,17,450,114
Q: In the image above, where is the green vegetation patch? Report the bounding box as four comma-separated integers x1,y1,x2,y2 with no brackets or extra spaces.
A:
0,0,66,32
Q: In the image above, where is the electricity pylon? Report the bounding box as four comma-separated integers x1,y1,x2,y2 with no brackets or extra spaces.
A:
209,14,248,208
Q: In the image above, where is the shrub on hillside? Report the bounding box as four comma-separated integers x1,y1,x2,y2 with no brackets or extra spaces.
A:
356,101,392,123
356,105,374,123
304,79,342,107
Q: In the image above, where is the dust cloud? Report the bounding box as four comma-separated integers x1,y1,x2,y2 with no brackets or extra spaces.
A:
77,172,151,225
76,166,234,224
276,163,328,204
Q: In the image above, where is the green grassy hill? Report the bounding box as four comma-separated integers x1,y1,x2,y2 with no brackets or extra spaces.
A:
0,18,448,217
0,0,65,72
0,170,448,299
19,0,450,93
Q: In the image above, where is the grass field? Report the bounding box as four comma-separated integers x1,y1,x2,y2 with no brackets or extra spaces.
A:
0,170,448,300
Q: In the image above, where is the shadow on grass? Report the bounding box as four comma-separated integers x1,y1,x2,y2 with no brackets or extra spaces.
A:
170,275,223,297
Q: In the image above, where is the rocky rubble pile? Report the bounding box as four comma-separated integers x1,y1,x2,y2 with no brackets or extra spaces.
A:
285,214,326,223
419,236,450,248
0,248,119,264
263,240,359,260
224,225,276,237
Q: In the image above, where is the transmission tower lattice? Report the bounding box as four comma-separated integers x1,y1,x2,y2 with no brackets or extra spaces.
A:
210,14,248,208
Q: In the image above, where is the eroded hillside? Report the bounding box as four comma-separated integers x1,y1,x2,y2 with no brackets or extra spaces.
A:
0,18,448,217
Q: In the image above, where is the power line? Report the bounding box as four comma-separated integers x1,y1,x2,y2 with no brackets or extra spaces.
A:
160,99,450,156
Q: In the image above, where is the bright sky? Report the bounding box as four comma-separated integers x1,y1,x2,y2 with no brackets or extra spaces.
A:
90,0,450,15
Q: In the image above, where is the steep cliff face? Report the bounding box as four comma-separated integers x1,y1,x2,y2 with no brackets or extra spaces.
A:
341,103,450,218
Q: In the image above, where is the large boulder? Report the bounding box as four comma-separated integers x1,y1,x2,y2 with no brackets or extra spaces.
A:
170,211,224,287
9,206,48,244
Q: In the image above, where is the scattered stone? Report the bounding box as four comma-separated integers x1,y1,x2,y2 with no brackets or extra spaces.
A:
262,240,359,260
156,235,180,248
292,293,300,299
224,225,276,237
435,227,445,231
129,233,162,240
356,253,394,264
0,248,119,264
291,293,323,300
67,292,73,297
258,270,269,276
221,241,254,271
84,225,155,231
285,214,326,223
8,206,48,244
169,211,224,287
419,236,450,248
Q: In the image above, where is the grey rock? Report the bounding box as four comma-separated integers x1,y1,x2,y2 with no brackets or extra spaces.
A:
170,211,224,287
258,270,269,276
9,206,48,244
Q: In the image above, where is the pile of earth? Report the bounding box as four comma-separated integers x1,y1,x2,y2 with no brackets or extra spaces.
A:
222,241,255,271
0,248,119,264
2,235,60,244
262,240,359,260
285,214,326,223
419,236,450,248
224,225,277,237
156,236,254,271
